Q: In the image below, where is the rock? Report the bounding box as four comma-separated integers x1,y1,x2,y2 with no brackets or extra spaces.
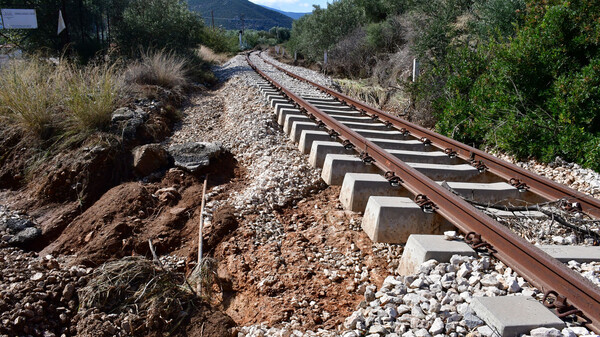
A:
566,327,589,336
480,274,499,287
561,328,576,337
364,286,376,302
168,142,223,173
531,327,562,337
62,283,75,301
343,332,359,337
463,309,484,329
415,328,432,337
344,312,364,329
155,187,180,203
429,317,445,334
9,227,42,246
368,324,387,335
4,218,35,232
444,231,457,240
31,272,44,281
504,277,521,293
132,144,170,176
111,107,136,122
477,326,495,337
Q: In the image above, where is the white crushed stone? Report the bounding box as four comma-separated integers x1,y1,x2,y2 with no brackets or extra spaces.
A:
206,55,600,337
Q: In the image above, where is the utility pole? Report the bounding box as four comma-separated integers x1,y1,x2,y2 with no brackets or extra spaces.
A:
211,10,214,31
241,14,244,34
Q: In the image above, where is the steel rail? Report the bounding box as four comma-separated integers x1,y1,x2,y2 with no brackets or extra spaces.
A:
247,53,600,332
259,53,600,219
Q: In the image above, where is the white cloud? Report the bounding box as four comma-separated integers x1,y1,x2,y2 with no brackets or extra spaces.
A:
300,3,310,8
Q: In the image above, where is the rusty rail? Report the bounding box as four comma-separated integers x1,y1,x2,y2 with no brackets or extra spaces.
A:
247,52,600,331
259,53,600,219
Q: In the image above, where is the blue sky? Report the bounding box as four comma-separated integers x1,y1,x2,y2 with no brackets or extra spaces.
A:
249,0,329,13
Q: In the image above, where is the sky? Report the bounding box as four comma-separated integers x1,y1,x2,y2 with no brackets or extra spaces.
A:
249,0,329,13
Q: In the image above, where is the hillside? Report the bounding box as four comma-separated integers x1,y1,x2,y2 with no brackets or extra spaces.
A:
259,5,309,20
189,0,293,30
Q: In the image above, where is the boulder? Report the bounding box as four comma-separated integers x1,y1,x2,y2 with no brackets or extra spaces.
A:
167,142,223,173
132,144,170,176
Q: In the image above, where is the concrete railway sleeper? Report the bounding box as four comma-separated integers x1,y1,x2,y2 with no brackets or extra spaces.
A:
246,52,600,333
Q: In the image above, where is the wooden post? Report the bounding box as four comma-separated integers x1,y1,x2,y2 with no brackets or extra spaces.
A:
412,58,420,82
197,175,208,267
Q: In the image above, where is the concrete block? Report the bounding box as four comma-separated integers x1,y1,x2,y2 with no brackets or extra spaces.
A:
320,108,360,115
329,114,373,122
471,296,565,337
397,235,476,275
290,121,320,143
277,107,302,125
284,114,310,134
339,173,410,212
341,121,390,131
388,149,460,165
354,128,407,140
362,197,452,243
538,245,600,263
308,141,354,168
368,138,429,151
321,154,381,185
298,130,331,154
270,97,288,108
310,102,353,111
438,181,521,203
407,163,499,183
274,102,297,115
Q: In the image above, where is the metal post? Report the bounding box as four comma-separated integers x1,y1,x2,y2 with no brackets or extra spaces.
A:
211,10,214,31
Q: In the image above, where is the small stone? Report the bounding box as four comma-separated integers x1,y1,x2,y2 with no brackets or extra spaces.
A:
415,328,432,337
444,231,457,240
463,310,484,329
561,328,576,337
368,324,387,335
477,326,495,337
480,274,499,287
429,317,445,335
567,327,589,336
31,272,44,281
530,327,562,337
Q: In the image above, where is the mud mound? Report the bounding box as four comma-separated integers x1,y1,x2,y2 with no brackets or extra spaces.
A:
40,165,237,267
203,204,238,253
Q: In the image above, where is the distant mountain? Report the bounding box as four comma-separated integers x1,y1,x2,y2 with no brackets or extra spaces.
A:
188,0,293,31
259,5,309,20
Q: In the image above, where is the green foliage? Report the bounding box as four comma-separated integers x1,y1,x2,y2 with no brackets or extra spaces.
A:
201,28,240,54
114,0,203,55
288,1,367,60
432,0,600,170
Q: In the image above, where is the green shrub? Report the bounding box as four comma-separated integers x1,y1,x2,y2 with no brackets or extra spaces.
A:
114,0,204,55
430,0,600,170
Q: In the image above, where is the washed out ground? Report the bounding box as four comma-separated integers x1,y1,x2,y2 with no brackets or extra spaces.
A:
1,53,599,337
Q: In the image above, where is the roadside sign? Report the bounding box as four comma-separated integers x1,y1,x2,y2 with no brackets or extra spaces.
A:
1,9,38,29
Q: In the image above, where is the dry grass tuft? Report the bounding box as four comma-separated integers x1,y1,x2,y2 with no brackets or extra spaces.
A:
0,59,60,139
0,57,123,142
125,50,190,90
79,256,195,319
196,45,229,64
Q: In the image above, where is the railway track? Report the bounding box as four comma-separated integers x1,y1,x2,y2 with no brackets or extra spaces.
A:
245,51,600,333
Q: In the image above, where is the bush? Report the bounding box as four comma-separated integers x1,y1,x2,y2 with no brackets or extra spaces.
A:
125,50,190,90
431,0,600,170
114,0,204,55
